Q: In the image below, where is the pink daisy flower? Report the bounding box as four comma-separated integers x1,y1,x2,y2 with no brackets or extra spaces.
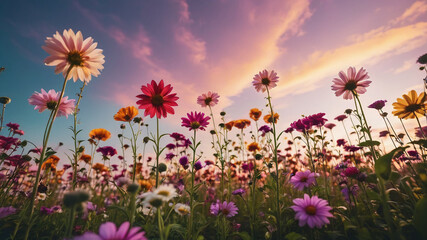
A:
74,221,147,240
42,29,105,83
290,170,318,191
28,89,75,118
210,200,239,218
252,70,279,93
136,80,179,119
181,111,211,131
291,194,333,228
331,67,371,100
197,91,220,107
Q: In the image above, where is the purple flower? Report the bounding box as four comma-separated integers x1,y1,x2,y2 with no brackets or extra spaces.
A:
96,146,117,158
0,206,16,218
291,119,311,132
334,115,347,121
181,112,211,131
40,205,61,215
210,200,239,217
178,138,192,148
341,185,359,203
368,100,387,110
165,143,176,150
344,145,361,152
336,139,346,147
258,125,272,136
308,113,327,127
194,161,203,171
415,126,427,138
232,188,246,196
284,127,294,133
290,170,318,191
179,156,189,166
6,122,20,131
290,194,333,228
165,152,175,160
379,130,389,138
324,123,336,130
87,202,97,212
74,221,147,240
343,167,360,178
241,162,254,172
170,132,186,141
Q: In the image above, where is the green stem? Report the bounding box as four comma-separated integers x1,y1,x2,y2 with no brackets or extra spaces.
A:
72,82,86,190
155,117,160,187
0,104,5,132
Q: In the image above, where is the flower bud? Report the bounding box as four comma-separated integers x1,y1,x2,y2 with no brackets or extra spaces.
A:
158,163,167,173
0,97,11,105
127,183,140,194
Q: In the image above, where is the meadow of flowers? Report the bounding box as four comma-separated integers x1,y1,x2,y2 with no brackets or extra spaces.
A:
1,29,427,240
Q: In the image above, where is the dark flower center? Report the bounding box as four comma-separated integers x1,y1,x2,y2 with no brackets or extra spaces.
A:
300,177,308,183
222,209,230,215
405,104,422,112
344,80,357,91
67,51,84,66
149,198,163,208
204,97,212,105
305,205,316,215
261,78,270,85
151,94,164,106
46,101,57,110
124,115,131,121
191,121,201,129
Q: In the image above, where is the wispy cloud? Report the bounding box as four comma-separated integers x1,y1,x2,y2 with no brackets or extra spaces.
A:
392,0,427,25
394,60,414,74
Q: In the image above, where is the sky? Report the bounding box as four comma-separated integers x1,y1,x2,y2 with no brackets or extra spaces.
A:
1,0,427,165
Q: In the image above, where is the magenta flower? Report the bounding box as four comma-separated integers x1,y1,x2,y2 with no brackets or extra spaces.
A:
334,115,347,121
96,146,117,158
28,89,75,118
197,91,220,107
291,119,311,132
258,125,272,136
210,200,239,217
170,132,186,141
290,170,318,191
136,80,179,119
368,100,387,110
252,69,279,93
331,67,371,100
181,112,211,131
6,122,20,131
0,206,16,218
379,130,389,138
290,194,333,228
308,113,327,127
74,221,147,240
232,188,246,196
324,123,336,130
415,126,427,138
343,166,360,178
179,156,189,167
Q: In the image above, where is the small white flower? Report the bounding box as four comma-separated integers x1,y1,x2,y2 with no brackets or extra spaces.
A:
153,184,177,202
174,203,190,216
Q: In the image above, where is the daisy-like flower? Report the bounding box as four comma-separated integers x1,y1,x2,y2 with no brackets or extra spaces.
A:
181,112,211,131
224,121,235,131
28,89,75,118
96,146,117,158
174,203,190,216
142,192,164,208
324,123,336,130
368,100,387,110
210,200,239,217
136,80,179,119
249,108,262,121
234,119,251,129
197,91,220,107
42,29,105,83
247,142,261,152
89,128,111,141
392,90,427,119
264,113,279,124
290,170,318,191
74,221,147,240
114,106,139,122
331,67,371,100
334,115,347,121
290,194,333,228
153,184,177,202
252,70,279,93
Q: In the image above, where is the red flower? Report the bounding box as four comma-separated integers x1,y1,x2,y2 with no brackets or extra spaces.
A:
136,80,179,119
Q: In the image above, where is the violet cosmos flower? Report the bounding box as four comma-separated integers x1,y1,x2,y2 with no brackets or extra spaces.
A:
210,200,239,217
290,194,333,228
331,66,371,100
0,206,16,218
308,113,327,127
179,156,189,167
165,143,176,150
415,126,427,138
336,139,346,147
194,161,203,171
258,125,272,136
232,188,246,196
341,185,359,204
197,91,220,107
368,100,387,110
284,127,294,133
165,152,175,160
181,111,211,131
96,146,117,158
334,115,347,121
291,119,311,132
170,132,186,141
290,170,318,191
28,89,75,118
324,123,336,130
74,221,147,240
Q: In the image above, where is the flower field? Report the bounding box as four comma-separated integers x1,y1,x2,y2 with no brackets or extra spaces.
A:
1,28,427,240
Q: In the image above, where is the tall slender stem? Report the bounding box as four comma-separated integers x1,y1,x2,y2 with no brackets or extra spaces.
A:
155,117,160,187
72,82,86,190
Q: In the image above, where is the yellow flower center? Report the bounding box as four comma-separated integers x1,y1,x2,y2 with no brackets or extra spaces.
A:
178,207,189,215
151,94,164,106
191,121,201,129
305,205,316,215
67,51,84,66
157,190,170,197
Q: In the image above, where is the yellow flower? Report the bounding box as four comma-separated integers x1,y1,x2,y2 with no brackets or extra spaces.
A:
89,128,111,141
392,90,426,119
114,106,139,122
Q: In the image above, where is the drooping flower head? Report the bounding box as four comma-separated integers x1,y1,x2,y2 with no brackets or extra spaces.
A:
89,128,111,141
74,221,147,240
210,200,239,217
42,29,105,83
368,100,387,110
252,70,279,93
181,112,211,131
290,170,318,191
197,91,219,107
28,89,75,118
114,106,139,122
136,80,179,119
290,194,333,228
392,90,427,119
331,67,371,100
249,108,262,121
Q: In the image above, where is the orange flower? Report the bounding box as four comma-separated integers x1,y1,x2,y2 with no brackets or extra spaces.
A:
89,128,111,141
264,113,279,124
41,155,60,170
139,179,154,191
234,119,251,129
114,106,139,122
247,142,261,152
79,154,92,164
225,121,235,131
92,163,109,172
249,108,262,121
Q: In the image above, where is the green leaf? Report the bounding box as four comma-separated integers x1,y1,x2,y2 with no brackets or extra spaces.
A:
359,140,380,147
285,232,306,240
375,147,407,180
414,197,427,238
410,139,427,148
